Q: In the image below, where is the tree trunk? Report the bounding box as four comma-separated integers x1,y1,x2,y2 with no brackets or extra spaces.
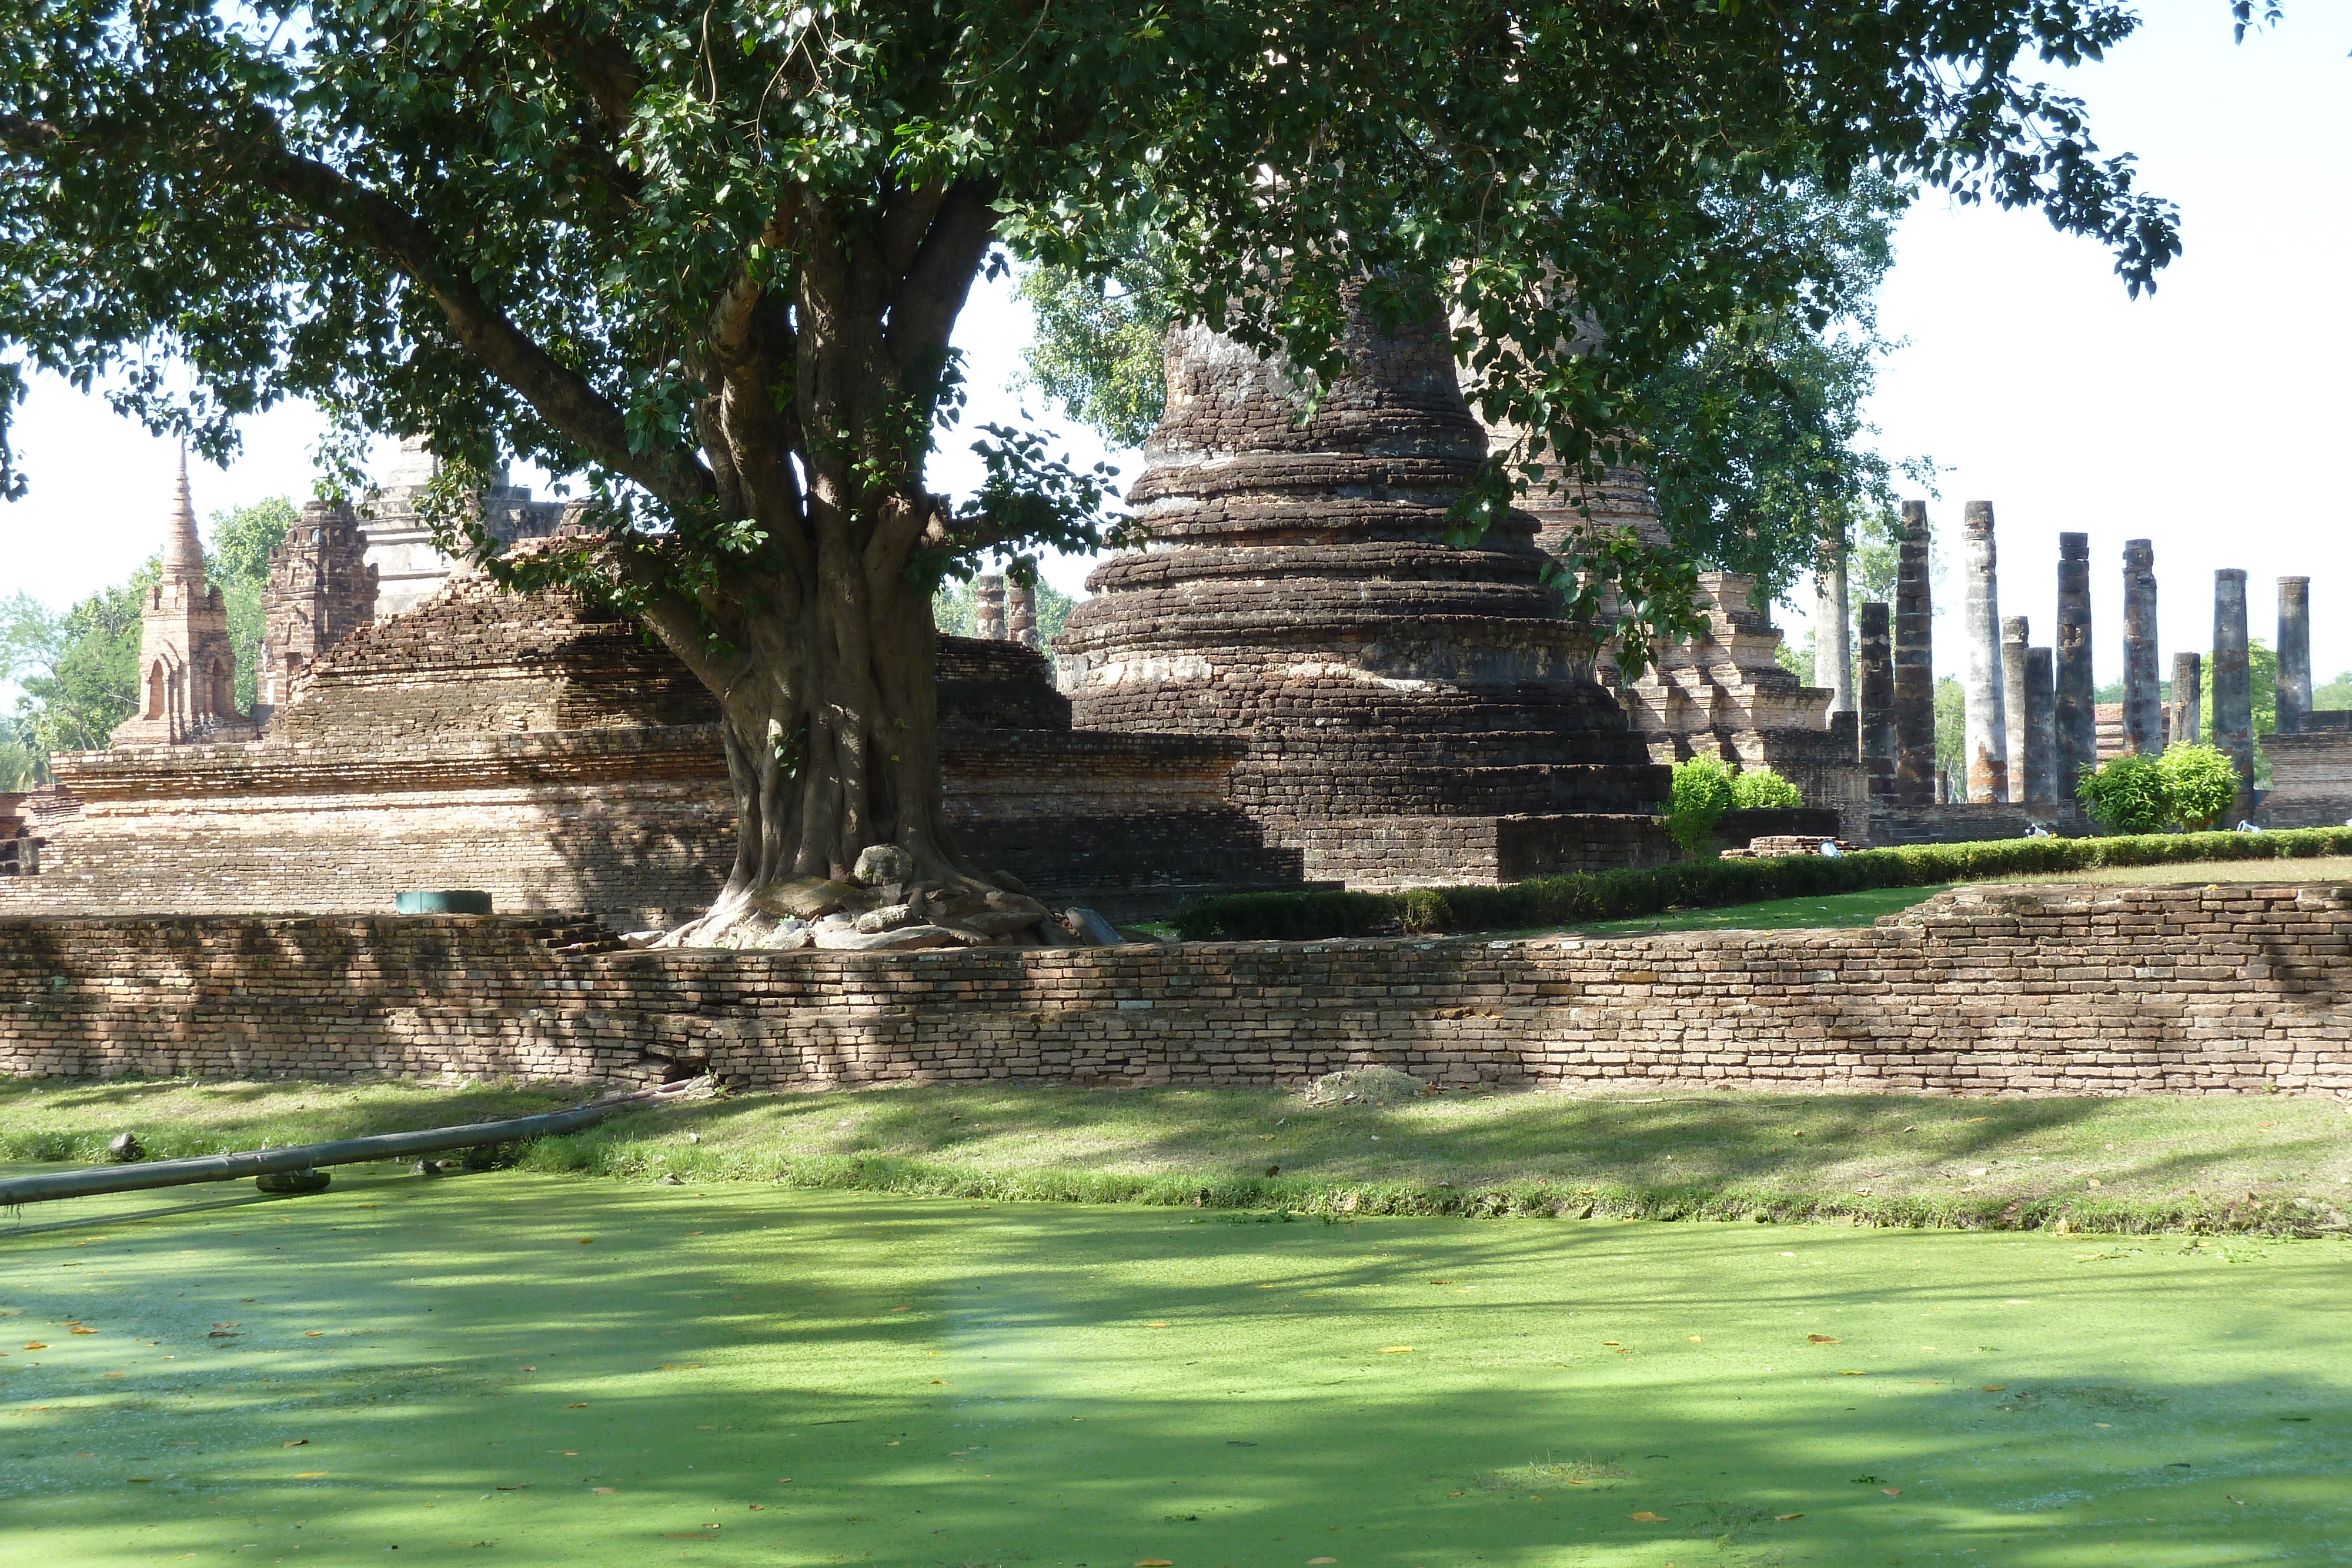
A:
652,560,990,945
557,188,1008,943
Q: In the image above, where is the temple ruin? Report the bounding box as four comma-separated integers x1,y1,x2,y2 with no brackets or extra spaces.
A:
1486,430,1861,838
1054,303,1675,886
110,453,259,747
8,461,1299,924
255,499,378,719
14,339,2345,927
355,438,566,618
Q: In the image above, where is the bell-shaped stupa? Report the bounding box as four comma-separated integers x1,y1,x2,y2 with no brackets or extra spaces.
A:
1054,302,1672,885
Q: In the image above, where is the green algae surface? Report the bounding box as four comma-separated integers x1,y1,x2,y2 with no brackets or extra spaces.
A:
4,1172,2348,1567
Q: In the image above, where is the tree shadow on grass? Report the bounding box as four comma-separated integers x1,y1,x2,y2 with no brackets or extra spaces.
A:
3,1178,2346,1566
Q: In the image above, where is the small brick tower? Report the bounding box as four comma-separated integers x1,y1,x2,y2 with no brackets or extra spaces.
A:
112,450,259,747
255,497,378,721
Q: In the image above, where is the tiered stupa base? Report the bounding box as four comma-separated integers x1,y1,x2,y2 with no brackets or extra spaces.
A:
1057,312,1673,886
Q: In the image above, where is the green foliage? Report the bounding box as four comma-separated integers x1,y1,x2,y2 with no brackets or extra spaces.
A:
2076,753,2169,835
2159,744,2242,831
1174,827,2352,942
1933,675,1966,790
1666,757,1737,857
208,497,295,713
0,717,44,788
2316,671,2352,711
1730,768,1805,812
2076,745,2239,835
1018,177,1935,613
1014,255,1177,452
4,570,153,756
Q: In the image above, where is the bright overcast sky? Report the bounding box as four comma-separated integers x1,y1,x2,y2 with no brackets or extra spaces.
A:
4,3,2348,709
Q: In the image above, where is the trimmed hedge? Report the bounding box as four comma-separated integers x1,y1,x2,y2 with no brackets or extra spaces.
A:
1172,825,2352,941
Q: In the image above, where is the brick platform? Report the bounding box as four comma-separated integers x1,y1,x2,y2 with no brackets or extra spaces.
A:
5,882,2346,1097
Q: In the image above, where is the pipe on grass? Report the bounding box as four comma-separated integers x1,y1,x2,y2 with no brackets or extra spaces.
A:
0,1076,710,1208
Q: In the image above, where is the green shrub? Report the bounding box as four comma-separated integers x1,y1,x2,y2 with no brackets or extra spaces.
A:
1395,887,1454,935
2077,753,2169,835
2160,744,2240,831
1729,767,1805,811
1171,825,2352,941
1666,757,1736,857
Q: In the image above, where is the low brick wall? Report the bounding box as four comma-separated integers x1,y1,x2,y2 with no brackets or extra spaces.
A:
4,882,2348,1096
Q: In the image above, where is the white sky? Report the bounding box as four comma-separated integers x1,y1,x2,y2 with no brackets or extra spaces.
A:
5,4,2348,709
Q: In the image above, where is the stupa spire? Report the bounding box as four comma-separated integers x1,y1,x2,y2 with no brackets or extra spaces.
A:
159,442,207,585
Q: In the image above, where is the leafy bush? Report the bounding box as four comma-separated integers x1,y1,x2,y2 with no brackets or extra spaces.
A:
2160,744,2240,831
1172,826,2352,941
1729,767,1805,811
1666,757,1737,857
2077,754,2168,835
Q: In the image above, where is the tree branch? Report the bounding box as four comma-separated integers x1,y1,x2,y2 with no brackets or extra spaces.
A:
2,111,713,513
883,178,1001,381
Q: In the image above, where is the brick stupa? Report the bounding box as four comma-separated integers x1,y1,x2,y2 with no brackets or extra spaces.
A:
1054,306,1673,885
111,452,259,747
254,499,378,720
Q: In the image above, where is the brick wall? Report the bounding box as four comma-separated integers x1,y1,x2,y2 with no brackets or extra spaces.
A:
6,882,2346,1097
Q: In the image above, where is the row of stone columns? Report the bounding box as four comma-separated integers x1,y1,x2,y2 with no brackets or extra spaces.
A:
1844,502,2317,816
970,573,1040,649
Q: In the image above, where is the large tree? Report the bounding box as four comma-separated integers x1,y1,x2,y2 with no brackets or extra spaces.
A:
1,0,2236,928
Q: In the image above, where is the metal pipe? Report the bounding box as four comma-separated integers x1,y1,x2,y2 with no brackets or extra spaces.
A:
0,1078,705,1208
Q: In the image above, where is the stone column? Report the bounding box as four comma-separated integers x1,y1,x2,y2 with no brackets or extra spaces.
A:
974,573,1007,641
1960,502,2008,801
2213,569,2256,819
1893,500,1936,807
2023,645,2057,804
1816,534,1855,717
1007,579,1039,648
2054,531,2096,798
2277,576,2311,736
2171,651,2202,751
2003,616,2031,792
1857,600,1896,800
2122,539,2162,755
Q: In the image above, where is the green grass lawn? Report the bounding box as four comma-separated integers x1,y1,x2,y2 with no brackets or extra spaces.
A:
7,1078,2348,1236
1135,857,2352,942
1553,855,2352,937
4,1176,2347,1567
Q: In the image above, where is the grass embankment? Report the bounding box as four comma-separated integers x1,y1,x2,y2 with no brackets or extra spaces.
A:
1174,825,2352,940
6,1076,2348,1238
1564,855,2352,936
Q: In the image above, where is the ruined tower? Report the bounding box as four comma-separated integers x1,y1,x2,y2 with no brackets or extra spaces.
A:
356,437,566,618
1857,601,1896,801
1891,502,1936,806
2277,577,2312,737
111,452,259,748
255,498,378,720
2122,540,2163,756
2212,569,2257,820
1056,305,1672,886
1960,502,2007,801
2054,533,2096,798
